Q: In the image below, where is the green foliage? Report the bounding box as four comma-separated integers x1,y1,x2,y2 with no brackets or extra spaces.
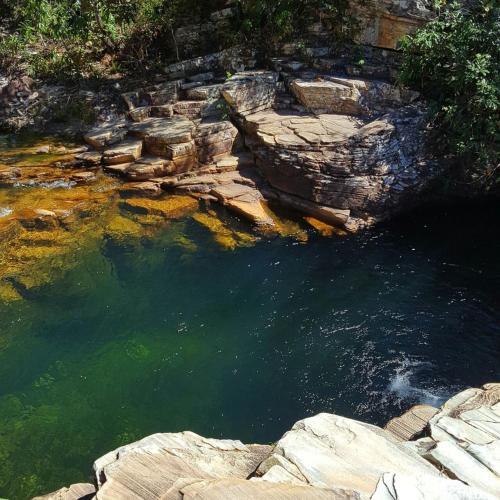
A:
2,0,358,79
2,0,227,78
400,1,499,186
234,0,358,52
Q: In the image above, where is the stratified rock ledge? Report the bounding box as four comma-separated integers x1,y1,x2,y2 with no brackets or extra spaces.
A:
34,383,500,500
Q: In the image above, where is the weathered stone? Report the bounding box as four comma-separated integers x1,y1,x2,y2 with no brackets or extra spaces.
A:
409,383,500,497
103,162,134,176
385,405,439,442
222,72,278,115
75,151,102,167
241,102,438,226
428,441,500,496
71,171,97,183
194,120,239,163
144,82,179,106
102,139,143,165
371,473,496,500
125,157,173,180
179,478,360,499
150,104,174,118
211,183,274,227
165,141,196,160
173,100,207,119
186,84,223,101
263,413,440,496
467,441,500,476
128,117,195,157
0,167,21,181
93,432,272,499
83,122,128,150
120,182,162,197
129,107,151,122
265,189,351,227
290,79,364,115
32,482,96,500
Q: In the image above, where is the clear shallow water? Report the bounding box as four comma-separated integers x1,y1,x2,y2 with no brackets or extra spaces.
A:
0,201,499,499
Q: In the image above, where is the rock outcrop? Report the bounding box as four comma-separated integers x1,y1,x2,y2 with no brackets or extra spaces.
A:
72,61,440,232
36,383,499,500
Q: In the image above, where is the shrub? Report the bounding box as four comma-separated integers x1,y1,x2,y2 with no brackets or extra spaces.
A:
234,0,358,53
400,0,499,186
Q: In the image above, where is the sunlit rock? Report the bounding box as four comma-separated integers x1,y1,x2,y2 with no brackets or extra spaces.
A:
92,432,272,499
102,139,143,165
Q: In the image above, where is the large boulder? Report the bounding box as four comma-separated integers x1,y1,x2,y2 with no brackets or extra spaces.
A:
222,72,279,116
256,413,440,496
371,473,496,500
179,478,360,499
241,105,438,226
410,383,500,498
93,431,272,499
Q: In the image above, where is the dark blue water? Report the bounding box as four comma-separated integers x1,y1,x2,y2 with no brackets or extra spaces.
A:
0,201,499,499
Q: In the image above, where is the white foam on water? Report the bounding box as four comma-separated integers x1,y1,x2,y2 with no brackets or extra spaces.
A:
388,358,450,406
0,207,13,218
13,179,76,189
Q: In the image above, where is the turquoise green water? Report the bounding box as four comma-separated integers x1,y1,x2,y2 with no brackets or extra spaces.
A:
0,200,499,499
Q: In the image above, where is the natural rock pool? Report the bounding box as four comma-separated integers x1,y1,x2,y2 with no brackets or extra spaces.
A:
0,136,499,499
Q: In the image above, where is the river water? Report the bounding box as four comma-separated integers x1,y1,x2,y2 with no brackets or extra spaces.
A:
0,137,499,499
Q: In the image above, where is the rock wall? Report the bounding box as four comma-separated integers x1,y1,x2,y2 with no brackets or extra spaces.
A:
220,69,439,228
35,383,500,500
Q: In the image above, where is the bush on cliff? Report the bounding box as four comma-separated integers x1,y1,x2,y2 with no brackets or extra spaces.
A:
234,0,358,52
400,0,499,186
0,0,226,78
1,0,358,79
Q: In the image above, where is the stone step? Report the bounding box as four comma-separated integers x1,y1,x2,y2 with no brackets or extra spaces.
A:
385,405,439,442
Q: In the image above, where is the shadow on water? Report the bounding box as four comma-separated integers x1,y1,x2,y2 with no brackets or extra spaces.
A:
0,197,499,499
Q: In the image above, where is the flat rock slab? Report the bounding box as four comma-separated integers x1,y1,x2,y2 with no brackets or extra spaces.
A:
32,483,96,500
102,139,143,165
290,79,364,115
93,432,272,500
211,183,274,226
371,473,496,500
179,478,360,499
84,122,128,150
385,404,438,441
262,413,440,496
129,117,195,157
245,110,362,148
411,383,500,498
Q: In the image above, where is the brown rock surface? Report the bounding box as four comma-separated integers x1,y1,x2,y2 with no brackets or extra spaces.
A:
102,139,143,165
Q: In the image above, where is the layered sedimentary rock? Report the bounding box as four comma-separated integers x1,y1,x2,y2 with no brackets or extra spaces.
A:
220,71,437,228
36,383,500,500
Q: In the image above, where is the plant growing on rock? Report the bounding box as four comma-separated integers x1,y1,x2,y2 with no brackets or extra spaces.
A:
233,0,358,55
400,0,499,187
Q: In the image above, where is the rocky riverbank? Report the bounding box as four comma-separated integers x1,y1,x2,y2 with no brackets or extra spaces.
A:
35,383,500,499
13,63,438,234
0,0,449,233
